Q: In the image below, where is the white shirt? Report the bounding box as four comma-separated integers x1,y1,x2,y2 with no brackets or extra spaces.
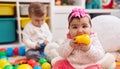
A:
58,33,105,69
22,22,52,50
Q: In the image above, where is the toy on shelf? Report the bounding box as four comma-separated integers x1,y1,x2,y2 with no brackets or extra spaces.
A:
75,34,91,45
102,0,118,9
86,0,102,9
55,0,62,5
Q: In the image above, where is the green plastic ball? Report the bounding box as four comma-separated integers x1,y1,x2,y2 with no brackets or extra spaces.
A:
4,65,13,69
38,58,47,64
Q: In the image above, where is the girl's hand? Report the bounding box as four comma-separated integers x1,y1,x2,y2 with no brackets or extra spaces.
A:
70,38,90,52
78,43,90,52
43,40,49,46
70,38,80,49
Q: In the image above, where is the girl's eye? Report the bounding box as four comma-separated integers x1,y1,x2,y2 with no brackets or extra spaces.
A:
83,25,88,28
72,26,78,29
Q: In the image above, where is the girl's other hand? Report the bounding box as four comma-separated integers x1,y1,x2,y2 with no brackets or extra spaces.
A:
70,38,90,52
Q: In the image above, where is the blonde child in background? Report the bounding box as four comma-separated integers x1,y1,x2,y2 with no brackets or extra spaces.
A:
52,8,116,69
22,2,52,61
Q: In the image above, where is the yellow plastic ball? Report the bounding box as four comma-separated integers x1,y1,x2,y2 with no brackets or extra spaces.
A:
18,64,32,69
0,58,10,69
41,62,51,69
75,34,90,45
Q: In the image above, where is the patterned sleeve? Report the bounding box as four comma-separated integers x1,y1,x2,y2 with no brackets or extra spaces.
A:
85,33,105,61
44,23,53,42
58,39,74,58
22,24,36,49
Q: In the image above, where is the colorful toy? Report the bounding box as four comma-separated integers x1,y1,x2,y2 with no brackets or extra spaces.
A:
18,46,25,56
0,51,7,57
39,43,45,47
102,0,114,9
12,58,27,65
0,58,11,69
31,62,40,68
0,56,8,60
33,66,42,69
27,59,36,65
40,51,45,57
13,47,19,55
75,34,90,45
0,48,6,52
38,58,47,64
4,65,13,69
6,48,14,57
13,65,20,69
27,59,40,68
86,0,102,9
18,64,32,69
41,62,51,69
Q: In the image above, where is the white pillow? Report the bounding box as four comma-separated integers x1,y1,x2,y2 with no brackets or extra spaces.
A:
91,15,120,52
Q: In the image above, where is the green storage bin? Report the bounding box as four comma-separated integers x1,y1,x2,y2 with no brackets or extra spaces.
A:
0,18,16,43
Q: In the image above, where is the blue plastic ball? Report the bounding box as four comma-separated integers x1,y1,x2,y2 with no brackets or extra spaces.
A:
18,46,25,56
0,56,8,60
33,66,42,69
6,48,14,57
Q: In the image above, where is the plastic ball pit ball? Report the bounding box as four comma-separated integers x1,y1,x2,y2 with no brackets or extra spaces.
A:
6,48,14,57
18,64,32,69
4,65,13,69
38,58,47,64
41,62,51,69
33,66,42,69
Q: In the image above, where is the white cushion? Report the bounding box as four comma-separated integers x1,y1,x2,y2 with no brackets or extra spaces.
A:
91,15,120,52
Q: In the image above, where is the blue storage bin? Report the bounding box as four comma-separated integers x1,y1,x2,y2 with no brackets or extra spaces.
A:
0,18,16,43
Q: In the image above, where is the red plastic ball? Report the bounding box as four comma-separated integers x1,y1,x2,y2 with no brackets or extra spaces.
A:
13,47,19,55
27,59,36,65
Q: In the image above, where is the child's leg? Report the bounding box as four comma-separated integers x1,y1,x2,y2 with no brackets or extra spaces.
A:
44,42,60,61
52,59,74,69
25,49,41,61
97,53,116,69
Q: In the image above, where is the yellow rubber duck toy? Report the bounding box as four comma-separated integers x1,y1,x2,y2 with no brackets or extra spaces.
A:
75,34,90,45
